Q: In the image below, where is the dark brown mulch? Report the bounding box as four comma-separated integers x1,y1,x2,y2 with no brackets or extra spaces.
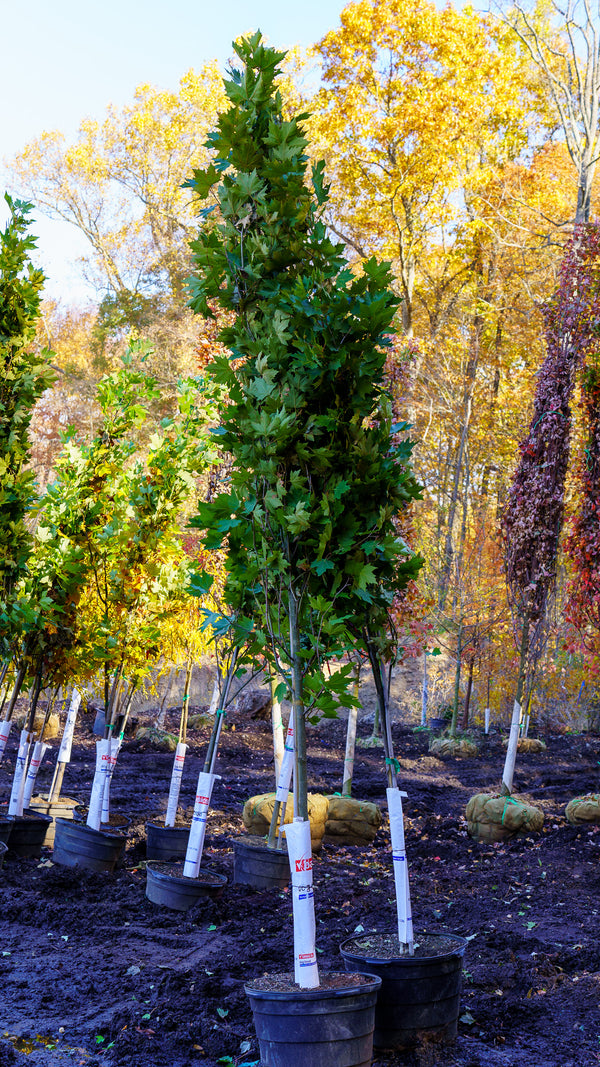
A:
0,716,598,1067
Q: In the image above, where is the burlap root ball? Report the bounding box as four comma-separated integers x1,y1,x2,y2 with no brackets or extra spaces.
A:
565,793,600,825
501,738,547,754
429,737,479,759
324,796,382,846
465,792,544,843
186,714,211,731
243,792,329,851
134,726,179,752
14,711,60,739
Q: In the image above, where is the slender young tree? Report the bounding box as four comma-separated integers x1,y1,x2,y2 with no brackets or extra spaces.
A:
189,34,422,982
0,196,56,661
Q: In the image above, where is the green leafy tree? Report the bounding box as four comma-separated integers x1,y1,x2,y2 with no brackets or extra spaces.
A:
188,35,422,834
0,196,56,664
65,359,220,725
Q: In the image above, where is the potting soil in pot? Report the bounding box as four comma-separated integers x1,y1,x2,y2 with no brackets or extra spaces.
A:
145,860,227,910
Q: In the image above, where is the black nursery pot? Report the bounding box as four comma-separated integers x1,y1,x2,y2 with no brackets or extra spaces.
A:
145,821,190,862
8,809,53,858
0,814,14,846
0,841,7,869
53,818,127,873
145,861,227,911
245,972,382,1067
428,717,448,732
340,932,467,1050
233,834,289,889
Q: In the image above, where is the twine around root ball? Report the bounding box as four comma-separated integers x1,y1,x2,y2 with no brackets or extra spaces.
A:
565,793,600,825
465,792,544,842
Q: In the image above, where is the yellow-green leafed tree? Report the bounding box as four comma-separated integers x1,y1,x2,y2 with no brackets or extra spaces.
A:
309,0,535,335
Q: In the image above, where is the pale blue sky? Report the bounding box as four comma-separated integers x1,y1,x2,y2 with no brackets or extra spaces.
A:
0,0,347,300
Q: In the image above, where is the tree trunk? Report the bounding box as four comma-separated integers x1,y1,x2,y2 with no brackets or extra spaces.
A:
421,653,428,727
289,588,308,821
270,675,284,785
341,673,360,797
449,624,463,738
461,658,474,731
501,616,530,795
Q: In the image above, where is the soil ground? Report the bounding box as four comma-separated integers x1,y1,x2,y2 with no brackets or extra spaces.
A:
0,704,599,1067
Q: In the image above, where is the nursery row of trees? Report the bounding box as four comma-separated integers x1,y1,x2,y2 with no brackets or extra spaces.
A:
5,0,600,726
0,197,228,742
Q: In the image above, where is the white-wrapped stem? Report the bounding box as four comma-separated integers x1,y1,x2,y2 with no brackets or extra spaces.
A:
0,719,11,764
22,741,48,809
101,736,121,823
56,688,81,764
387,786,414,953
342,697,358,797
502,700,521,794
285,819,319,989
271,677,284,785
275,718,294,804
87,739,110,829
207,678,220,716
182,770,217,878
8,730,32,817
165,743,187,827
484,706,490,735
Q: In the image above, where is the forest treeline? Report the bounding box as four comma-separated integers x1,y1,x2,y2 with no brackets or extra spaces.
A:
6,0,600,726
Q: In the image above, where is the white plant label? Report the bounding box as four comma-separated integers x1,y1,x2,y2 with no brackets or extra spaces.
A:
22,741,49,809
183,770,218,878
285,819,319,989
0,719,11,763
275,717,294,805
8,730,32,817
165,742,187,827
57,688,82,763
387,786,414,949
101,736,121,824
87,739,110,829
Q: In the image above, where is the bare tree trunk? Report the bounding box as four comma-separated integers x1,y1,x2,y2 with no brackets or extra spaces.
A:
462,658,474,731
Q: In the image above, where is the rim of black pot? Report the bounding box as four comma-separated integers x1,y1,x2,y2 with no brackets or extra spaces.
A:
20,808,53,824
145,819,190,831
55,816,126,840
244,971,382,998
146,860,228,886
340,931,468,964
232,833,288,852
